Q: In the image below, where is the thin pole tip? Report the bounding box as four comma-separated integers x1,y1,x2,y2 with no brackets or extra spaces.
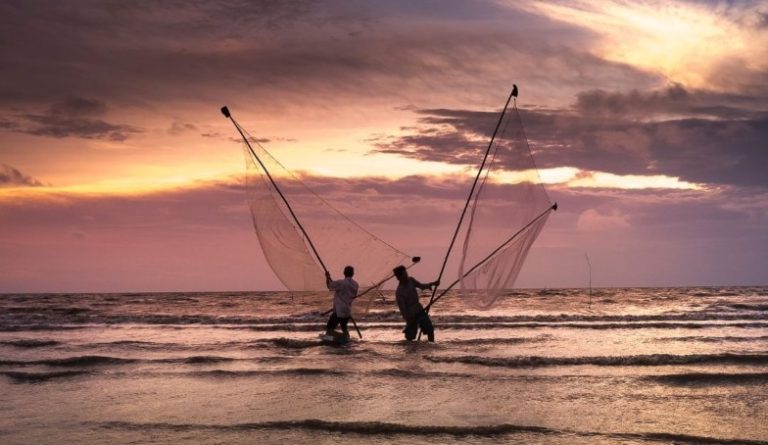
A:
552,202,558,211
412,256,421,263
220,106,231,118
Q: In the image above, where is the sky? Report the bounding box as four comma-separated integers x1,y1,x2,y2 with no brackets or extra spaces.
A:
1,0,767,293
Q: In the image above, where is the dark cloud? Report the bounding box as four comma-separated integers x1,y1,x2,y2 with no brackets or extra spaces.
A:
20,114,140,141
0,164,44,187
371,85,768,188
528,112,768,187
168,122,197,135
575,84,766,119
4,97,142,141
49,97,107,117
576,84,689,117
0,1,368,105
370,130,481,165
0,0,658,110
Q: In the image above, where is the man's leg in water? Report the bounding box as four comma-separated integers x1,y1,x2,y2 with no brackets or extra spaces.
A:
339,317,350,338
325,312,340,335
417,311,435,342
403,320,418,340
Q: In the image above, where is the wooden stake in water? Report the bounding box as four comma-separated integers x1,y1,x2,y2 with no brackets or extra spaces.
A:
585,253,592,309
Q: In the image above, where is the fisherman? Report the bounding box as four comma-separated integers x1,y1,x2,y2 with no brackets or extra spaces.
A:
393,265,439,342
325,266,359,339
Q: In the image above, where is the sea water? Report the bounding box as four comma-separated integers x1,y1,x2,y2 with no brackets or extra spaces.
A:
1,287,767,444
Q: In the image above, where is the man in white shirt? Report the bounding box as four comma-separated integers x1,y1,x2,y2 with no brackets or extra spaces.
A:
325,265,359,339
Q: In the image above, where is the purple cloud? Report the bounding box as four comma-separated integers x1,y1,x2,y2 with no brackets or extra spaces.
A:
2,172,766,291
0,164,44,187
5,97,142,141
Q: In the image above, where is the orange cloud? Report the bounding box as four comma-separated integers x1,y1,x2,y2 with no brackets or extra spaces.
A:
525,0,768,90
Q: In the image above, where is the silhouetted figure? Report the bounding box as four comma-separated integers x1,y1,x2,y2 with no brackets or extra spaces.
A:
325,266,359,339
393,265,439,342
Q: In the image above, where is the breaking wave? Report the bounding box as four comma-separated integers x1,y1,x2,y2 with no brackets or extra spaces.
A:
222,321,768,332
93,419,768,444
0,355,138,367
0,355,247,367
0,339,60,348
268,338,326,349
655,335,768,343
174,356,237,364
5,320,768,333
646,372,768,386
425,352,768,368
3,310,767,329
190,368,346,378
0,325,87,332
723,303,768,312
1,370,90,383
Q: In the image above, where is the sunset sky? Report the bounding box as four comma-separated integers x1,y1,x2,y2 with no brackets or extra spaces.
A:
1,0,767,292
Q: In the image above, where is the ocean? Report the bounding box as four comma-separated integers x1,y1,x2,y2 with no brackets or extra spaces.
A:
1,287,767,444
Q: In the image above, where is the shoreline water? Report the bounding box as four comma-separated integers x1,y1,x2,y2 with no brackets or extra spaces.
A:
2,287,767,444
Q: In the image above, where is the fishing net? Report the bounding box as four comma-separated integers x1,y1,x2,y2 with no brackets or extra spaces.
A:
456,103,554,309
242,130,412,312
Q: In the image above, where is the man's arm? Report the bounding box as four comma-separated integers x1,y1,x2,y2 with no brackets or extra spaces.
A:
412,278,428,291
412,278,440,291
325,271,336,290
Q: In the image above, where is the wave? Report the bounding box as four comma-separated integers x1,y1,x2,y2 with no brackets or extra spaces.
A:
67,339,271,352
92,419,768,444
368,368,481,379
5,321,768,334
190,368,346,378
3,310,767,329
96,419,558,436
1,370,90,383
189,368,482,380
431,313,768,323
0,325,87,332
0,367,479,381
81,340,205,351
440,336,551,346
0,355,247,367
25,335,552,352
425,352,768,368
0,355,138,367
656,335,768,343
173,356,237,364
724,303,768,312
255,336,547,349
0,339,60,348
0,364,528,382
403,321,768,331
7,349,766,376
223,321,768,332
646,372,768,386
268,338,326,349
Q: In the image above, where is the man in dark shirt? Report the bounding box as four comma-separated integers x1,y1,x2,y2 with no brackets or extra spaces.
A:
393,265,439,342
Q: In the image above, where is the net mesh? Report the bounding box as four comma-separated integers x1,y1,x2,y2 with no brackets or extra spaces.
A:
242,130,412,308
457,103,554,308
